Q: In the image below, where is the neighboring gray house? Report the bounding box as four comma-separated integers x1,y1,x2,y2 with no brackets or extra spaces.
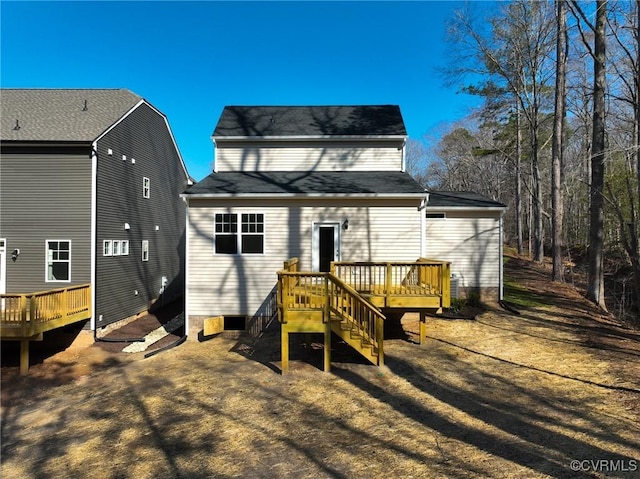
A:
183,105,429,338
0,89,191,330
425,191,507,301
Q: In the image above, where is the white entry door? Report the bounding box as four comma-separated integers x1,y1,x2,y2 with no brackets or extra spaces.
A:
312,223,341,272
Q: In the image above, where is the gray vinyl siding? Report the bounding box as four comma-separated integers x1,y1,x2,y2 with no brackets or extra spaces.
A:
0,152,92,292
215,139,404,172
425,210,502,289
187,197,422,317
95,102,187,326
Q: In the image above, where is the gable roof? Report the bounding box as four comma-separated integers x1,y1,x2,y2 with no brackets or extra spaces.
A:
183,171,425,197
213,105,407,138
427,191,507,209
0,89,142,142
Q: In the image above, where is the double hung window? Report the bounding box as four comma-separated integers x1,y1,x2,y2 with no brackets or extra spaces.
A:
214,213,264,254
46,240,71,282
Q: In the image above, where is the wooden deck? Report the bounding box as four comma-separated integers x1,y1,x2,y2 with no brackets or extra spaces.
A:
1,284,92,374
277,259,450,372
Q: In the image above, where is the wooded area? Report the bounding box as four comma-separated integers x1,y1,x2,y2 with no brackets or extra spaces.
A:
408,0,639,325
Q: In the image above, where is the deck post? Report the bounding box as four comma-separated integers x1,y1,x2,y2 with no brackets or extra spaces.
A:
385,263,392,307
323,275,331,372
281,328,289,374
324,322,331,372
19,295,28,337
20,339,29,376
376,316,384,367
419,310,427,345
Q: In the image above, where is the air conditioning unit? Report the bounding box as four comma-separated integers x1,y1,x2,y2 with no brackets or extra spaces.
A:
450,274,459,299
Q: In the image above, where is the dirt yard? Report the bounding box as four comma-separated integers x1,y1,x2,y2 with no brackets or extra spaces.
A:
1,255,639,479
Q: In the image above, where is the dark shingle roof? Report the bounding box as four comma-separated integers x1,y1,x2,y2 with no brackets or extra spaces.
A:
184,171,425,196
1,89,142,142
427,191,507,209
213,105,407,138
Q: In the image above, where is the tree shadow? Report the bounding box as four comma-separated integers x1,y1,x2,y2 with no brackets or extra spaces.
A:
333,352,639,478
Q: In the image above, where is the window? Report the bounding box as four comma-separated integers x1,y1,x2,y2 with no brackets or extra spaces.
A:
104,240,129,257
46,240,71,282
103,240,112,256
241,213,264,253
141,240,149,262
143,177,150,198
426,212,446,219
214,213,264,255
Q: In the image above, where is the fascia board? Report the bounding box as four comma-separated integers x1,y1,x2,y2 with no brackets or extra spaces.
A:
180,192,426,200
212,134,407,142
427,206,508,212
0,140,91,147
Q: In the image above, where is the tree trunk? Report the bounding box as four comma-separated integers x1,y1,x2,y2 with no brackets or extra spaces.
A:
552,0,568,281
635,0,640,317
516,103,524,255
532,126,544,263
586,0,608,310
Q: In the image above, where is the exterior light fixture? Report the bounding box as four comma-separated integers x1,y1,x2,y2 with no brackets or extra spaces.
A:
124,223,131,231
11,249,20,261
342,219,349,231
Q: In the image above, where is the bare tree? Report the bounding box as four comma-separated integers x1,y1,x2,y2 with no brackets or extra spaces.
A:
405,137,429,187
570,0,608,309
552,0,569,281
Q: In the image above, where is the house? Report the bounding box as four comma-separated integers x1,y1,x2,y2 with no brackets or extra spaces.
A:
182,105,432,340
0,89,191,336
424,191,507,301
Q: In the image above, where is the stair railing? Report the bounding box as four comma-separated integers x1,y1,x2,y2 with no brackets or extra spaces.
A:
327,273,385,364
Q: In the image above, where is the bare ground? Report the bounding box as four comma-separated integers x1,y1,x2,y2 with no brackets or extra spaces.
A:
1,255,639,479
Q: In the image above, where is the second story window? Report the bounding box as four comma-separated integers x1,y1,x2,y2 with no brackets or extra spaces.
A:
141,240,149,262
143,177,150,199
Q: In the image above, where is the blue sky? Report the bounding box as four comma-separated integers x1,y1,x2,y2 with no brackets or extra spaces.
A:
1,1,488,181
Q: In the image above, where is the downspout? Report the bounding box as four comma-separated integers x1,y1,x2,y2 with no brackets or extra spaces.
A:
400,137,407,172
418,193,429,258
499,210,505,301
90,143,97,332
183,195,190,339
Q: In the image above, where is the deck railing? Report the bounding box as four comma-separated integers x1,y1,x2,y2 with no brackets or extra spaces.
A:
1,284,92,337
331,259,450,307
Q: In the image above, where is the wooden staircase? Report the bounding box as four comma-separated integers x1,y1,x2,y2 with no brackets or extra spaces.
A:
277,262,385,373
327,275,384,367
277,258,450,373
329,309,381,367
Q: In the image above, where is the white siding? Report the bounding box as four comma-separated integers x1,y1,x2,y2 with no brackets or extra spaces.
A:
215,140,403,172
424,211,502,289
187,198,422,317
